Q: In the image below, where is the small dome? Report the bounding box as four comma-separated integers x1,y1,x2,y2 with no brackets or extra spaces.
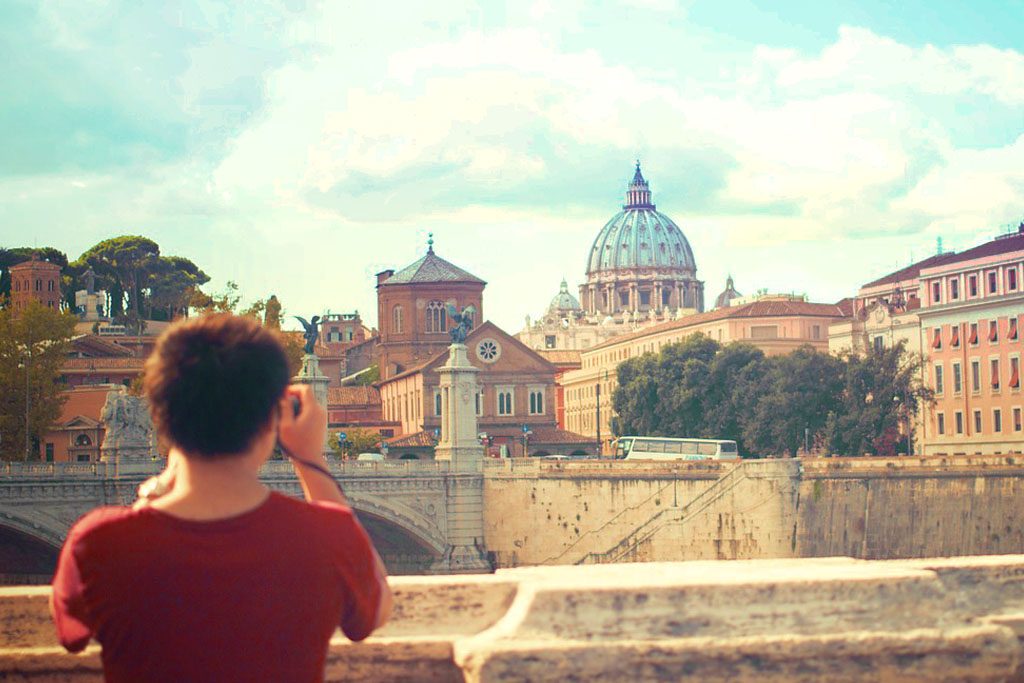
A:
585,162,697,276
548,279,581,316
715,275,742,308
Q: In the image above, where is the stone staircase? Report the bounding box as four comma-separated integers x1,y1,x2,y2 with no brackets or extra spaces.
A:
577,460,798,565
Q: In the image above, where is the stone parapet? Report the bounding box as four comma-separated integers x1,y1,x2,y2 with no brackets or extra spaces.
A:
3,555,1024,681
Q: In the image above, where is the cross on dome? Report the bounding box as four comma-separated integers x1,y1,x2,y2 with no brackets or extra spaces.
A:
625,161,654,209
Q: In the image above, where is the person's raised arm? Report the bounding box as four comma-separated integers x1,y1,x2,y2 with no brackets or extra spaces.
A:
277,385,392,630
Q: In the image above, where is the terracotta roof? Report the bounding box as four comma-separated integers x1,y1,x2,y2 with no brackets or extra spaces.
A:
70,335,134,358
385,431,436,448
589,300,848,352
384,359,434,383
62,358,145,370
327,386,381,406
58,386,114,424
535,350,583,365
860,253,961,289
487,425,596,445
834,298,854,317
927,230,1024,270
380,250,485,286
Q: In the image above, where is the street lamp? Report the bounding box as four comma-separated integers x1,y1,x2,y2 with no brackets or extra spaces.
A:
595,369,610,457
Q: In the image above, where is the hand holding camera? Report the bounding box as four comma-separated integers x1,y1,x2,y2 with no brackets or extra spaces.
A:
278,385,328,464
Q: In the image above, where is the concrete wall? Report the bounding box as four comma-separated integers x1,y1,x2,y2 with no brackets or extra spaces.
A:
484,455,1024,568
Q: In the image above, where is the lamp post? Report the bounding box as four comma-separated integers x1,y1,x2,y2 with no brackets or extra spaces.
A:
595,369,610,456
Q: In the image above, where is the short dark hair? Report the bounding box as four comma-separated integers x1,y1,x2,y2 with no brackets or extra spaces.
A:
144,314,291,458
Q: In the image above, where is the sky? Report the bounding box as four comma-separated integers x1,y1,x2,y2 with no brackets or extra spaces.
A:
2,0,1023,332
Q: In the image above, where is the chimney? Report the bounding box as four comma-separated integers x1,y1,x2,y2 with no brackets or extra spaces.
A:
376,270,394,286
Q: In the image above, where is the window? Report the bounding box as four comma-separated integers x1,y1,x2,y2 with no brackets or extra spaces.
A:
619,291,629,307
969,323,979,345
812,325,821,340
988,271,998,294
974,410,982,434
932,327,942,349
529,389,545,415
35,279,41,291
1014,407,1022,432
971,360,981,393
955,411,964,435
1010,318,1019,341
662,289,671,306
994,409,1002,433
475,391,483,417
750,325,779,339
1009,269,1018,291
968,274,978,297
950,326,960,348
937,413,946,435
47,279,54,292
426,301,447,333
392,305,404,334
953,362,962,394
934,364,944,394
45,443,54,461
497,389,514,415
872,336,884,353
1011,356,1020,389
639,290,650,306
932,281,941,304
434,391,442,417
545,335,556,349
950,278,959,300
992,358,1001,390
75,434,92,446
989,320,999,343
13,280,18,292
77,454,90,462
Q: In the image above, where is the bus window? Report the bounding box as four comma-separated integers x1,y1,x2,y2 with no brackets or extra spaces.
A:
664,442,683,454
698,442,718,457
679,441,699,456
616,439,633,458
720,442,738,455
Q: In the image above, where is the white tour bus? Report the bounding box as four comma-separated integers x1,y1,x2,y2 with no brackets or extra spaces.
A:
614,436,740,461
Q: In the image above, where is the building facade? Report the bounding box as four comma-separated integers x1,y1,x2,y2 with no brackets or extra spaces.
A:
917,227,1024,455
376,240,485,380
9,256,62,315
562,297,848,453
379,321,594,458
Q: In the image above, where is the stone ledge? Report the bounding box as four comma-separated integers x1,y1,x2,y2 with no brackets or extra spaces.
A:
4,556,1024,681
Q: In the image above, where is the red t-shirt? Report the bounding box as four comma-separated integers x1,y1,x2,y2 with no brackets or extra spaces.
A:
52,492,383,683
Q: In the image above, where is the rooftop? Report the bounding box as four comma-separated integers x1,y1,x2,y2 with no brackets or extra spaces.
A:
379,239,485,287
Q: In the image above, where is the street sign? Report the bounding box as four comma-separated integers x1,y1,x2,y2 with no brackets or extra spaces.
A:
522,423,529,433
338,432,347,441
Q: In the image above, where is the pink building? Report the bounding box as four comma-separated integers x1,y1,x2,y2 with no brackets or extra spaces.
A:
919,226,1024,455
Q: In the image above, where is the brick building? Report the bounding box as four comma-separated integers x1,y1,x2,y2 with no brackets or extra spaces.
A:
8,256,62,315
376,239,485,380
379,322,595,458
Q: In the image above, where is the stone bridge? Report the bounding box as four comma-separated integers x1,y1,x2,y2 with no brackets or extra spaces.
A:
0,460,478,579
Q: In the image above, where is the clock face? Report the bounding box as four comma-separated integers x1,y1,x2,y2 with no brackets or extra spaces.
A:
476,338,501,363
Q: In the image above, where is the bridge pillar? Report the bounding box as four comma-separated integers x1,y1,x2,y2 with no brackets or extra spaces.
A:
434,343,490,573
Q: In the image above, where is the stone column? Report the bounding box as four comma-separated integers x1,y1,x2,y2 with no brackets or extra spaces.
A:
294,353,331,456
434,343,490,573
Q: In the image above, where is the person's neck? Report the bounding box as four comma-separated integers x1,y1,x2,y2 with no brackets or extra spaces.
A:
149,447,270,521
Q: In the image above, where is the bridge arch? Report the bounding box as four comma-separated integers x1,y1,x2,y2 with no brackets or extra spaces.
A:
344,493,446,575
0,513,63,580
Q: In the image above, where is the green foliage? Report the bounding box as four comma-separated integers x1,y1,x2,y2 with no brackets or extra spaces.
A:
263,295,282,330
0,301,77,460
329,428,381,458
144,255,210,321
612,335,924,458
78,235,160,324
824,341,933,456
344,364,379,386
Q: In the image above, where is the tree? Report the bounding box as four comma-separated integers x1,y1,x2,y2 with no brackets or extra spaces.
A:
0,301,77,460
264,295,282,330
701,343,766,456
329,428,380,459
741,346,844,457
825,342,933,456
344,364,379,386
145,256,210,321
78,236,160,324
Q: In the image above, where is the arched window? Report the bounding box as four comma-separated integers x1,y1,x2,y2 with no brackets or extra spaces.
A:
392,305,404,334
426,300,447,333
13,280,19,292
35,279,42,291
75,434,92,446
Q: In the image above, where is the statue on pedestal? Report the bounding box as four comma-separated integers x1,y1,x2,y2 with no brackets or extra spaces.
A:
294,315,321,354
100,388,156,458
446,304,476,344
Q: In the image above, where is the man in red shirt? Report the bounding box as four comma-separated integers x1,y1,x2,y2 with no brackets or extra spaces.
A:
51,314,392,682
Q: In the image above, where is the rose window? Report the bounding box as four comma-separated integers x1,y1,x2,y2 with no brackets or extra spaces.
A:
476,339,501,363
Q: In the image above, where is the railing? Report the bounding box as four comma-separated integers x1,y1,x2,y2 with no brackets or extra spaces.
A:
576,460,784,564
0,459,458,479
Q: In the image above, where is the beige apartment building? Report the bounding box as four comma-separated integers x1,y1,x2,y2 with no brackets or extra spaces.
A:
561,296,849,453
